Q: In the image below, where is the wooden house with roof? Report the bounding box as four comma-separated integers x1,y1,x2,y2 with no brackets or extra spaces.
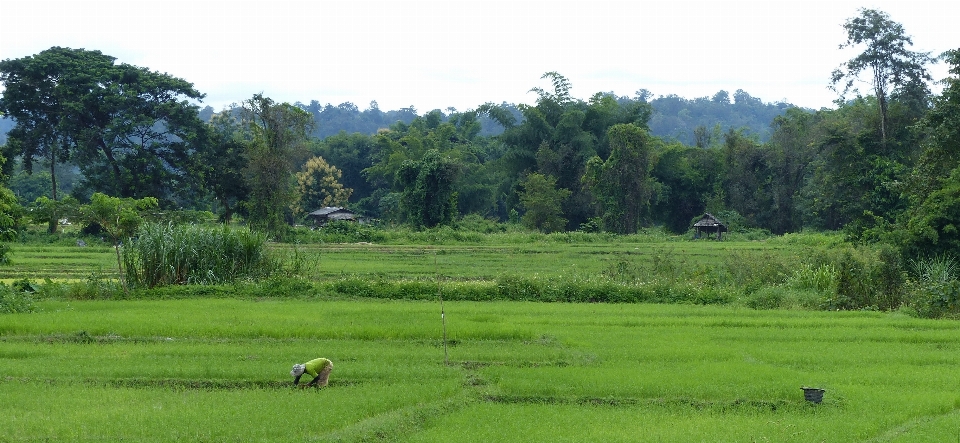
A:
308,207,356,226
693,213,728,240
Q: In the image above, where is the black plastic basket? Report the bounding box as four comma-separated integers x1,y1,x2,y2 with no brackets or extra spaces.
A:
801,387,825,404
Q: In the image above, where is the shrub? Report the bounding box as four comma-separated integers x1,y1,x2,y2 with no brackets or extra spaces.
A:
828,250,868,310
297,220,387,243
323,274,733,306
909,254,958,284
34,279,70,299
743,286,825,310
0,284,36,313
744,286,784,310
813,246,907,311
69,271,124,300
454,214,510,234
871,244,906,310
907,280,960,318
252,276,318,298
720,250,792,288
772,231,846,248
329,277,438,300
905,254,960,318
0,243,11,265
496,275,542,301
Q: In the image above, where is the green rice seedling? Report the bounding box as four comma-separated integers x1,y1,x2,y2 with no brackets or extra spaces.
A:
4,299,960,441
0,243,117,281
0,378,462,442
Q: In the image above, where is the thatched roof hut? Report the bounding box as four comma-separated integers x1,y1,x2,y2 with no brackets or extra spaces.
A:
693,213,728,240
308,207,356,226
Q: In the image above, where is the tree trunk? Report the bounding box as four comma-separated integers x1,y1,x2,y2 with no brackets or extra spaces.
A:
47,140,60,234
874,67,888,148
114,242,129,295
98,138,125,196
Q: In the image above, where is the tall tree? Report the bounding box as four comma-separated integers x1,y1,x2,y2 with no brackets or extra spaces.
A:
831,9,933,147
73,62,207,203
895,49,960,256
313,131,379,207
499,74,652,228
292,156,352,218
241,94,313,238
201,109,249,222
0,153,21,243
764,108,820,233
649,142,719,233
0,47,207,208
797,107,899,232
909,49,960,196
518,173,570,233
583,124,656,234
0,48,107,231
395,149,460,228
719,129,774,229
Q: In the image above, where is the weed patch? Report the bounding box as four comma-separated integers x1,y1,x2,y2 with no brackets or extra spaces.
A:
0,284,36,313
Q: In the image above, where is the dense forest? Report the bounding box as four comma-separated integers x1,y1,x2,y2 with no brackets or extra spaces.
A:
0,8,957,259
221,89,795,144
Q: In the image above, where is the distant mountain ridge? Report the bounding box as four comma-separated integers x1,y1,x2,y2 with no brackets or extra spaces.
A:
287,89,800,144
645,90,800,145
4,90,801,147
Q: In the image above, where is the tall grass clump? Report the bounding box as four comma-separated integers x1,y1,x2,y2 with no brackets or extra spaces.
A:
122,223,278,288
910,254,958,284
788,263,837,293
905,254,960,318
818,246,906,311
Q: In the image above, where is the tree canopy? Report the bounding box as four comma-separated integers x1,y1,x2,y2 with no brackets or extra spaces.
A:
831,8,933,146
0,47,207,207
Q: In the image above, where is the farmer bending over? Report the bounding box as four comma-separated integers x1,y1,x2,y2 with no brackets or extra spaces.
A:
291,357,334,388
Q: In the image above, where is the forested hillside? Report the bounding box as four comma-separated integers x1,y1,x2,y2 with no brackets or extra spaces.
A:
191,89,795,143
645,90,800,145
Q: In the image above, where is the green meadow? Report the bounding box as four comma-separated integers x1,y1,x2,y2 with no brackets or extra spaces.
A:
3,298,960,442
1,231,959,441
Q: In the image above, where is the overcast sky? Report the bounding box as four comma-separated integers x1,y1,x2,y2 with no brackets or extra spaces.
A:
1,0,956,114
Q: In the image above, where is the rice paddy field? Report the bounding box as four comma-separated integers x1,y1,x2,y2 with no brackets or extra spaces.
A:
2,299,960,442
0,242,117,282
2,233,960,441
0,231,823,283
